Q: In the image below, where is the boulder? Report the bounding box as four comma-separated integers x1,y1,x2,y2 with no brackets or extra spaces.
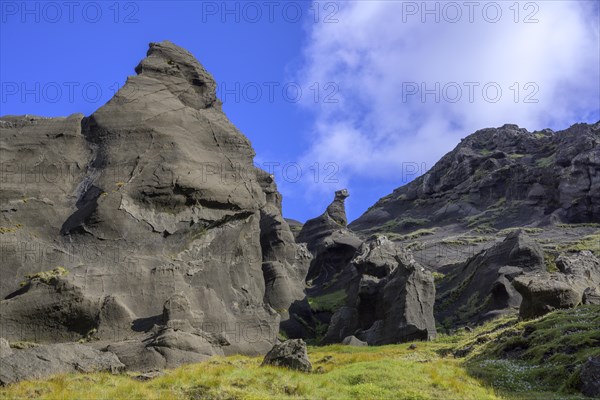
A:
583,287,600,305
342,336,367,346
261,339,312,372
514,251,600,319
0,343,124,385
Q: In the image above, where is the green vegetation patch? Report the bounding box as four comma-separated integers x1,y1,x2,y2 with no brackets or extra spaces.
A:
1,308,597,400
536,155,554,168
466,306,600,397
20,267,69,286
496,227,543,236
307,290,347,313
398,228,438,241
556,223,600,229
441,236,492,246
0,223,24,234
560,234,600,257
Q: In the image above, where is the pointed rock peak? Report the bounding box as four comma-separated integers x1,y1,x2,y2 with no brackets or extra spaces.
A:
134,40,218,109
326,189,349,227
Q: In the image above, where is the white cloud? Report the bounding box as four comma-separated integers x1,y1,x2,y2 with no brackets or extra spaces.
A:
288,0,599,213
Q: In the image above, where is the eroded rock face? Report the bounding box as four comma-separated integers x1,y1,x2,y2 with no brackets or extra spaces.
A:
328,235,437,345
297,189,363,287
0,339,11,358
435,230,546,327
295,191,437,345
513,251,600,319
351,123,600,233
258,170,311,321
291,190,362,340
0,343,125,386
0,41,306,366
261,339,312,372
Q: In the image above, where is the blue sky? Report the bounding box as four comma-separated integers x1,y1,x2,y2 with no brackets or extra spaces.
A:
2,1,599,223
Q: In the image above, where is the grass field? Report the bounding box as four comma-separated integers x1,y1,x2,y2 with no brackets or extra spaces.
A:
1,306,598,400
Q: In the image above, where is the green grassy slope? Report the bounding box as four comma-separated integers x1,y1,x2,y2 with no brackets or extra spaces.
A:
1,306,598,400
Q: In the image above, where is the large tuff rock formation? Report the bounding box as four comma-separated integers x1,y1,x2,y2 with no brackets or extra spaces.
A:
513,250,600,319
351,123,600,233
258,171,311,322
435,230,546,327
0,41,309,375
323,235,437,345
294,190,436,345
297,189,362,287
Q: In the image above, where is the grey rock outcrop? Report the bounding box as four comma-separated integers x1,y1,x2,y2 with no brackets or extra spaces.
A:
0,275,100,342
261,339,312,372
0,339,11,358
435,230,546,326
332,235,437,345
580,357,600,398
322,307,359,344
105,295,225,372
0,40,309,374
258,171,311,319
0,343,125,386
342,335,367,346
583,287,600,305
351,123,600,233
282,190,362,340
297,189,362,287
295,190,436,345
513,251,600,318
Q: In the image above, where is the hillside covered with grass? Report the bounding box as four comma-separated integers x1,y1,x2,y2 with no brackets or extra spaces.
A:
1,306,597,400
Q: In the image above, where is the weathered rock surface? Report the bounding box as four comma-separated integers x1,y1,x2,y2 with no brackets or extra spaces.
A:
583,287,600,305
295,191,436,345
513,251,600,318
351,123,600,233
298,189,362,287
0,343,125,386
0,339,11,358
261,339,312,372
342,335,367,346
580,356,600,398
280,190,362,340
435,230,546,327
258,170,311,320
0,275,101,342
332,235,437,345
0,40,308,377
